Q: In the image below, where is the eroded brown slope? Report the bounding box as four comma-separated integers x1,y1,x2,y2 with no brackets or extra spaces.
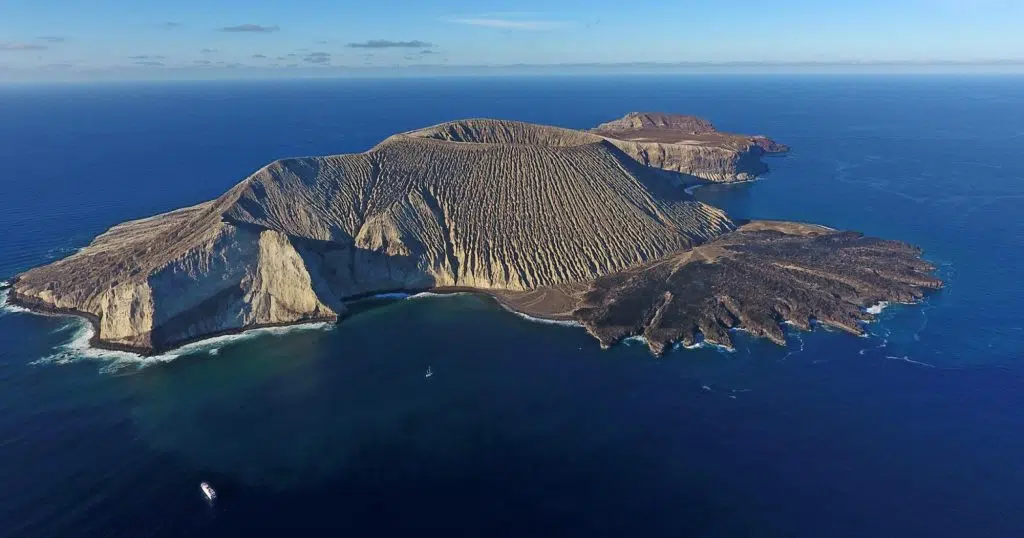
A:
574,221,942,355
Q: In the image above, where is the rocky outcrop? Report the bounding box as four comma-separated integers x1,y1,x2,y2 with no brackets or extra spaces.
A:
593,112,789,182
573,221,942,355
9,114,939,356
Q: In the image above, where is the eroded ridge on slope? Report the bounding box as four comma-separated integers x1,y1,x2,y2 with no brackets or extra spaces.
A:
10,116,735,354
222,122,734,290
573,221,943,355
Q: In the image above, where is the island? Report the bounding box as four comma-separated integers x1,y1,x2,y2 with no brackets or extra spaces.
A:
6,113,941,355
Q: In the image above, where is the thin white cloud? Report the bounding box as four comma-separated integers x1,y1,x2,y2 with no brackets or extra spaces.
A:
220,24,280,33
0,42,48,51
346,40,433,49
447,18,568,30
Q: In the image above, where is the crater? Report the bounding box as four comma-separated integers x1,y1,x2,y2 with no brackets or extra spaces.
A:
400,119,603,148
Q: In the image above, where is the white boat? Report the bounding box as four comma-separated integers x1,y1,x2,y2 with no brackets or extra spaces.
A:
200,481,216,501
425,366,433,378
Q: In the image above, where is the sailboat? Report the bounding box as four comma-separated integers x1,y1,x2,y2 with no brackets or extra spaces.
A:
425,366,433,378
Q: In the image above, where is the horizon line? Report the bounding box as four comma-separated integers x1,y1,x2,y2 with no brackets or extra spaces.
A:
3,59,1024,83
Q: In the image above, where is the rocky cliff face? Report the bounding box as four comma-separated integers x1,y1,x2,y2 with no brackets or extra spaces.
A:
593,112,790,182
10,114,938,355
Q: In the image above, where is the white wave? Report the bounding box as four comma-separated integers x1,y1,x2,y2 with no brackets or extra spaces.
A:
885,355,935,368
712,342,736,353
866,301,890,315
500,306,583,328
371,292,412,300
32,317,334,373
0,290,31,315
409,291,466,299
678,339,735,353
858,337,888,356
44,245,84,261
783,332,806,359
623,335,648,345
914,308,929,342
685,177,761,195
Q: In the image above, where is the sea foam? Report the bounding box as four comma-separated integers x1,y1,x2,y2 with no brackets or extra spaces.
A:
0,290,31,316
31,317,333,373
866,301,890,315
491,300,583,328
684,177,762,196
885,355,936,368
371,292,413,300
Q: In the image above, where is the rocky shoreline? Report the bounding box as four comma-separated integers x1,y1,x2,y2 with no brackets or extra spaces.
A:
4,283,575,356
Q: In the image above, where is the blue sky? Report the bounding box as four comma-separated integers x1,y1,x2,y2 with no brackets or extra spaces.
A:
2,0,1023,80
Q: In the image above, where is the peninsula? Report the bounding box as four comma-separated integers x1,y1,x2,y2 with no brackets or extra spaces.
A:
7,113,940,355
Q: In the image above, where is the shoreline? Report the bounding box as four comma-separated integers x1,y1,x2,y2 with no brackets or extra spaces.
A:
4,284,576,358
684,177,761,196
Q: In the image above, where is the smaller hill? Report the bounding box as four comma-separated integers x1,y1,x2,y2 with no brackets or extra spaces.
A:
593,112,790,181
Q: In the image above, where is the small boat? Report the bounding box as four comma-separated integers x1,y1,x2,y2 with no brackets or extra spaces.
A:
425,366,433,378
200,481,216,501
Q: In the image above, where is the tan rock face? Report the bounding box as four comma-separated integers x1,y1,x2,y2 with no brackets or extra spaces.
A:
593,112,790,182
11,116,741,353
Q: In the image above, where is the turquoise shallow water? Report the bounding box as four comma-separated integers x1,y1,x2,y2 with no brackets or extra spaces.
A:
1,76,1023,537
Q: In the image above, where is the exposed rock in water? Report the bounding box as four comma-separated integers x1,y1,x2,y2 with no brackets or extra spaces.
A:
573,221,943,355
9,114,939,356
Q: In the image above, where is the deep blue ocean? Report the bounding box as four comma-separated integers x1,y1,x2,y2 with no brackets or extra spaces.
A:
1,75,1023,537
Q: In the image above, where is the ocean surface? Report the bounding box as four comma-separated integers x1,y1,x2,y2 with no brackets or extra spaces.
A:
1,75,1023,537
